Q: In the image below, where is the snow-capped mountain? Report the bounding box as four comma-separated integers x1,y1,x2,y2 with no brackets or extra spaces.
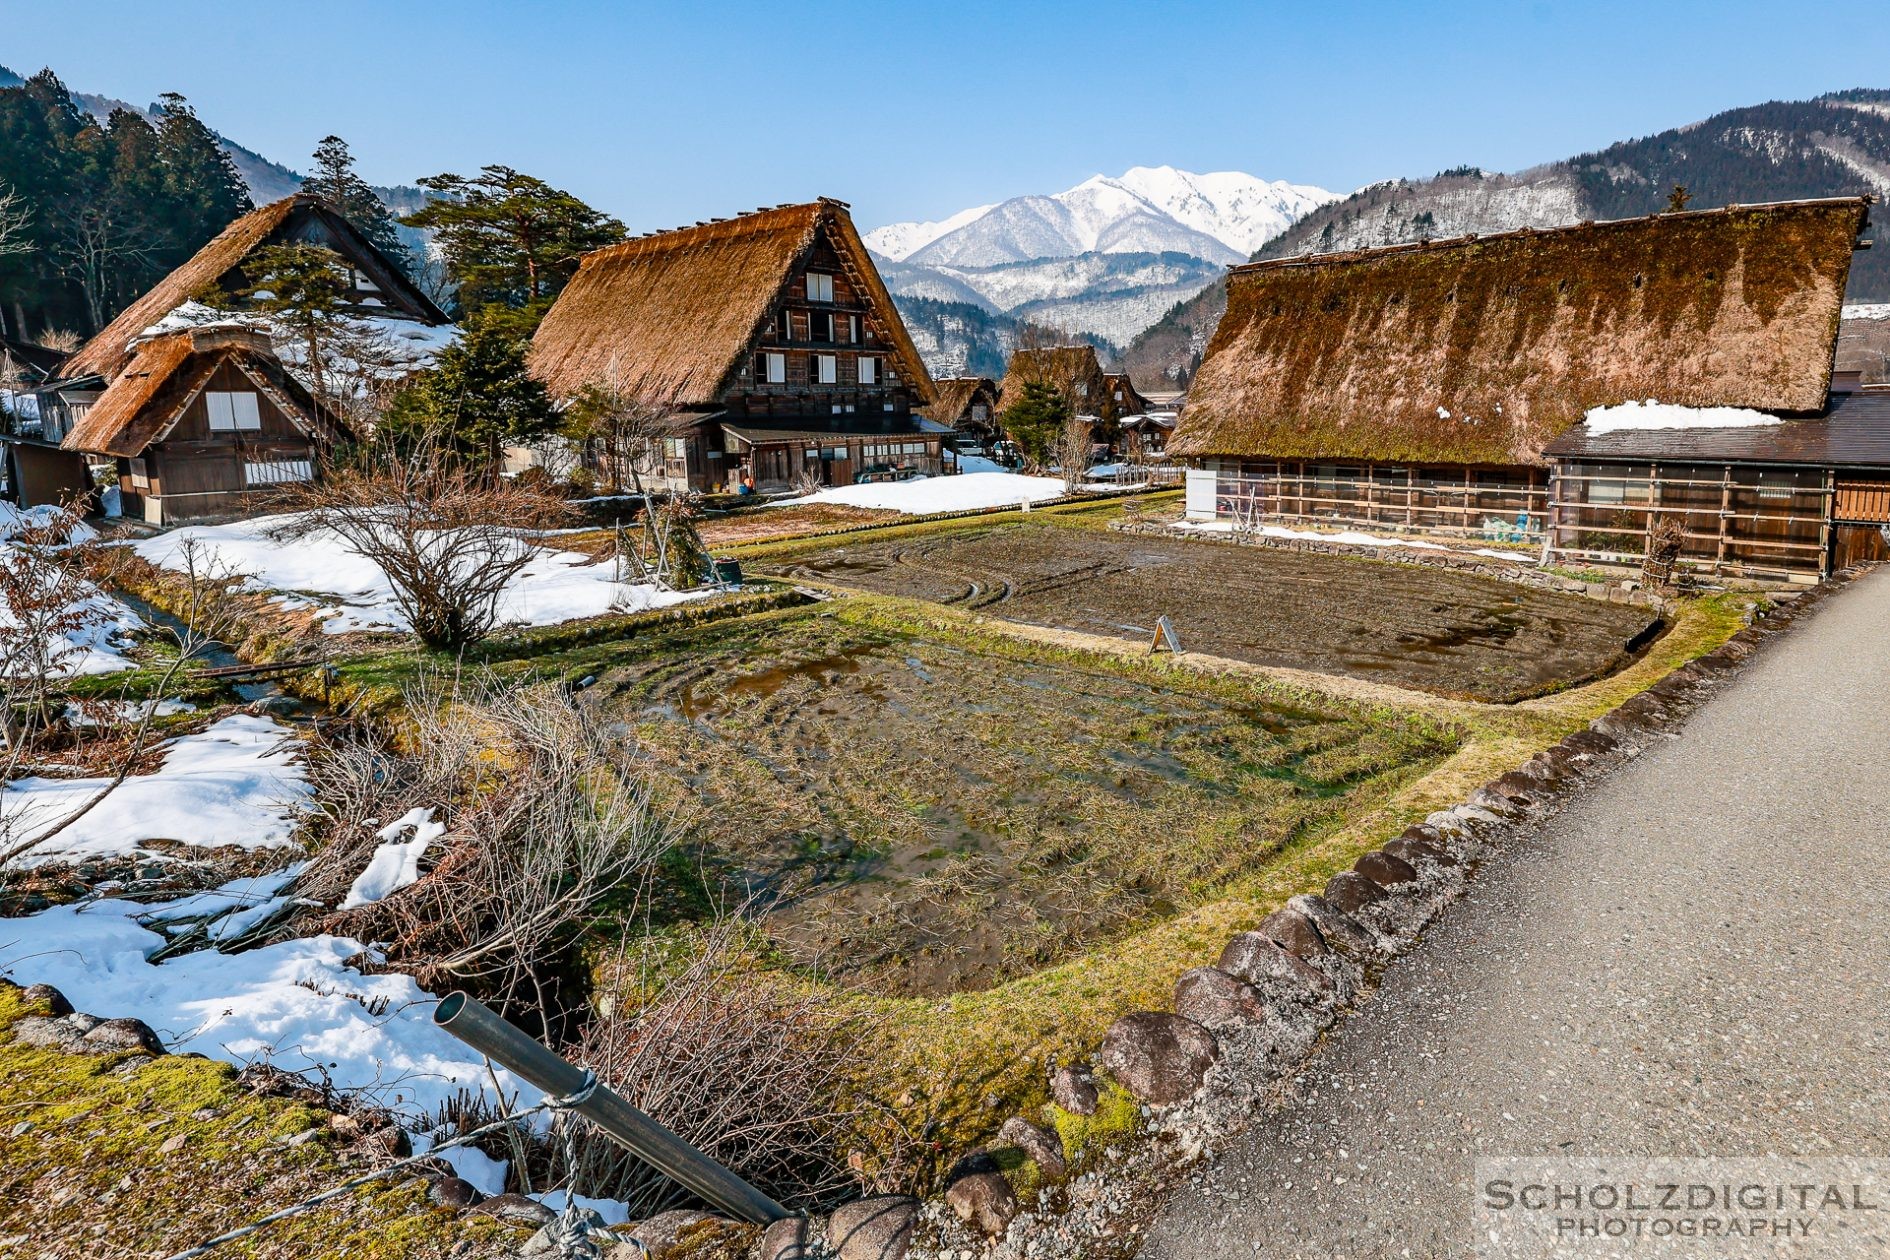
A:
868,166,1334,370
867,167,1334,268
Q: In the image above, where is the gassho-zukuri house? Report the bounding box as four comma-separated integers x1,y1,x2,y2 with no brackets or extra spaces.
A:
1170,196,1882,581
529,197,943,493
9,193,453,523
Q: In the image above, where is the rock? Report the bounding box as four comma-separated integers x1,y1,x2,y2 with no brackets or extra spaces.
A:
629,1209,719,1257
1325,870,1388,913
1383,836,1452,869
1050,1064,1098,1116
1257,907,1326,960
1217,931,1334,1003
1172,966,1270,1032
12,1016,87,1053
158,1133,188,1155
428,1176,482,1208
22,984,72,1016
1354,850,1419,889
245,696,301,718
81,1017,166,1056
997,1115,1067,1179
523,1209,612,1258
1288,895,1384,964
1099,1012,1219,1105
365,1125,411,1158
760,1216,812,1260
1560,729,1617,758
469,1193,556,1226
945,1171,1018,1237
827,1195,918,1260
1467,785,1525,816
1491,771,1548,801
1399,822,1448,848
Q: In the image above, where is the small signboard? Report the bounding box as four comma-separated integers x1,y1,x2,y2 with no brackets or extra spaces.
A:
1149,614,1182,655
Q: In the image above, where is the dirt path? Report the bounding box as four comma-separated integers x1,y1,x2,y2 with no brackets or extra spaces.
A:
1139,568,1890,1259
767,524,1657,702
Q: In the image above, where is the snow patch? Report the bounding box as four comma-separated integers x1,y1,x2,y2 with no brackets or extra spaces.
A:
1581,399,1783,435
773,471,1070,514
340,808,444,909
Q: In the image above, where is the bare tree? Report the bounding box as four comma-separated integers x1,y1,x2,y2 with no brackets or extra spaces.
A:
267,443,570,651
0,185,30,260
1057,410,1093,494
561,378,687,496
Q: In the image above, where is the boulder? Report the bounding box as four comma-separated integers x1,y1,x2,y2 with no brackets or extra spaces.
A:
1257,907,1327,960
1324,869,1388,914
1050,1064,1098,1116
1172,966,1269,1032
469,1193,555,1226
22,984,72,1016
1560,729,1617,758
12,1016,87,1054
997,1115,1067,1179
1399,822,1448,848
81,1017,167,1056
760,1216,812,1260
1383,837,1452,869
1217,931,1333,1003
1288,895,1384,964
1354,850,1419,889
629,1210,720,1258
945,1171,1018,1237
827,1195,918,1260
427,1176,481,1208
1099,1012,1219,1105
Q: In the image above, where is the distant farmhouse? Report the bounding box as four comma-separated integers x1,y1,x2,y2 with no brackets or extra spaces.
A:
923,376,1001,447
1171,197,1880,580
530,198,940,493
1104,371,1152,420
8,193,451,523
1001,345,1112,420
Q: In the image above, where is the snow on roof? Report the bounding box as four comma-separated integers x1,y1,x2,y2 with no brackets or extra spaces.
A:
1579,399,1784,436
1843,303,1890,322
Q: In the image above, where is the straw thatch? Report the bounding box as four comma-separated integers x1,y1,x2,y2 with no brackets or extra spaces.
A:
922,376,999,427
1171,198,1871,466
62,327,335,458
529,198,931,406
60,194,447,385
1000,345,1109,414
1103,372,1151,417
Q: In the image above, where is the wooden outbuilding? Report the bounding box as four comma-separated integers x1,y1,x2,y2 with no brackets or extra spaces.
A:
1170,197,1876,577
923,377,1001,445
529,198,937,493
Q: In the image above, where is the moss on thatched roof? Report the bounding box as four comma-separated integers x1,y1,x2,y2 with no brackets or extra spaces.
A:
62,327,336,458
61,195,447,385
1170,198,1871,466
529,198,931,406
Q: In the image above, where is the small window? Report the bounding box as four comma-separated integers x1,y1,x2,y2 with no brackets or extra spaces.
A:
128,457,150,489
206,391,262,432
845,315,858,343
815,354,837,385
243,459,311,486
763,352,786,384
858,356,879,385
811,311,834,341
805,273,834,302
971,404,987,422
664,438,689,460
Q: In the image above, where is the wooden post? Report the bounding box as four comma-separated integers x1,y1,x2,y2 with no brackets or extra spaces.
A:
1715,464,1731,573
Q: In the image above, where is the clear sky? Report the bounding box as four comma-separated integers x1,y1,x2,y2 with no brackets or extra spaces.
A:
9,0,1884,231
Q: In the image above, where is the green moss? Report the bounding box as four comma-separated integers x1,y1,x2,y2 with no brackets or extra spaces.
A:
1050,1083,1141,1169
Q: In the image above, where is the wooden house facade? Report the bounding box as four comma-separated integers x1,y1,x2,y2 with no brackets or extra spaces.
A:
6,193,448,519
1170,197,1876,577
529,198,938,493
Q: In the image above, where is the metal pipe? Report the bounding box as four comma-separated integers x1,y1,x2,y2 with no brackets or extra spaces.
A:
432,991,789,1224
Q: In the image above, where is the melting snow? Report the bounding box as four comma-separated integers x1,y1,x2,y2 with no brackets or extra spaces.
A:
1581,399,1783,435
774,471,1072,514
341,808,445,909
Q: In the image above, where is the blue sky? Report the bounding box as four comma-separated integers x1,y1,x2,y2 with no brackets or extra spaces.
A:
10,1,1884,231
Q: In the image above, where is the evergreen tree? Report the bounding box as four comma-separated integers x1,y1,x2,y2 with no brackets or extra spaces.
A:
153,94,250,250
380,306,558,466
239,243,351,402
402,165,625,318
999,380,1072,467
305,135,412,274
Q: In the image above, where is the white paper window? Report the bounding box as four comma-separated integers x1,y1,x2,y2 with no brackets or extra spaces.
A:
764,352,786,383
206,391,262,432
805,272,834,302
815,354,837,385
243,459,312,486
128,457,149,489
858,356,879,385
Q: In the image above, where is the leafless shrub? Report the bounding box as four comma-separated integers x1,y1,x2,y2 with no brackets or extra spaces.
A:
299,676,678,1004
563,378,688,495
1057,410,1092,494
268,444,570,650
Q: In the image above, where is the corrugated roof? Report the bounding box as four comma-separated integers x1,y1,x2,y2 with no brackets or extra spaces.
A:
529,199,932,407
1544,390,1890,468
1171,198,1872,466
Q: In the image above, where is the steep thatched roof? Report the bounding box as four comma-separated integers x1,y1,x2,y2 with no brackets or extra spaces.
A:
529,198,932,406
1170,198,1871,466
61,195,448,385
1000,345,1107,408
922,376,999,425
62,327,335,458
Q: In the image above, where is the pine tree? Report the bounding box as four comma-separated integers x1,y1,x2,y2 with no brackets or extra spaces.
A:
239,243,351,402
153,94,250,250
999,380,1072,467
1667,184,1692,212
305,135,412,274
380,306,558,466
402,165,625,318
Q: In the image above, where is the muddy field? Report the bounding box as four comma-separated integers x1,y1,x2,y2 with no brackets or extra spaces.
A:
699,503,900,547
767,524,1659,702
598,608,1451,996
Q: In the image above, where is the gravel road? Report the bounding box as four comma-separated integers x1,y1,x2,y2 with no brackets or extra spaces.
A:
1140,571,1890,1258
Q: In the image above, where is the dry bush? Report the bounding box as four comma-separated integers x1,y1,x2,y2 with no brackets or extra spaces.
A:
299,676,677,1004
268,444,571,650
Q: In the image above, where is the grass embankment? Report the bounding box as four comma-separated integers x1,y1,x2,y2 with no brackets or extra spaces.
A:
0,986,520,1259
